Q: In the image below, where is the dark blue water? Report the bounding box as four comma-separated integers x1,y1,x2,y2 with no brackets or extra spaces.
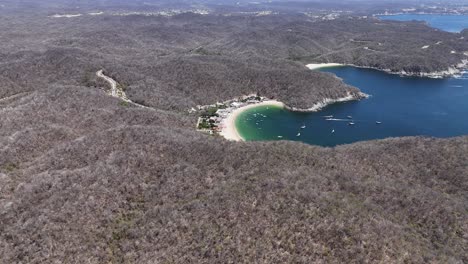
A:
378,14,468,33
236,66,468,146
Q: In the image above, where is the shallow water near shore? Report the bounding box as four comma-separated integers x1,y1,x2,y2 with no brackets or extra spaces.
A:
235,66,468,147
377,14,468,33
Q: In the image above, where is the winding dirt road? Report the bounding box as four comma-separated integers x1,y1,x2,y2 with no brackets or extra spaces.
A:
96,70,149,109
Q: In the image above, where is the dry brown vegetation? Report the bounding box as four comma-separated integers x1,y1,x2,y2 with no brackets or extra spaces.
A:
0,7,467,263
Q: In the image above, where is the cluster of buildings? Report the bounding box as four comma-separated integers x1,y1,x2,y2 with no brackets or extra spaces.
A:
195,94,266,135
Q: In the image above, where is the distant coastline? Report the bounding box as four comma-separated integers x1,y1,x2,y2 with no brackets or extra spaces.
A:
375,13,468,34
216,60,468,142
375,13,468,17
306,60,468,79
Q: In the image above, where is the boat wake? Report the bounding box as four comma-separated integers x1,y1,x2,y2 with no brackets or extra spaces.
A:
326,118,351,121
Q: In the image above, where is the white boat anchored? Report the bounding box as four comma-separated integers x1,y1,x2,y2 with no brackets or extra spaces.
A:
296,132,301,137
376,121,382,124
348,122,355,125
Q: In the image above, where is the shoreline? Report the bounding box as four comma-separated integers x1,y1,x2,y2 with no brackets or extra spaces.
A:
218,92,366,141
286,91,369,112
211,60,468,142
306,63,345,70
220,100,284,141
306,60,468,79
375,13,468,17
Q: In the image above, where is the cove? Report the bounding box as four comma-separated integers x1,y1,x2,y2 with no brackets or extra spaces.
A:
377,14,468,33
235,66,468,147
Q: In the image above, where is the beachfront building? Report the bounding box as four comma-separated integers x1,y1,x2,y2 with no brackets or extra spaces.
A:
194,94,267,136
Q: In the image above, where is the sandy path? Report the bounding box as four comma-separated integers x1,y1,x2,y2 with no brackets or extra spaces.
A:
97,70,119,97
0,92,30,104
96,70,151,109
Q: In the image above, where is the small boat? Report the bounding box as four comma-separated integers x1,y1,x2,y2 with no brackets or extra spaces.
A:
348,122,355,125
331,129,335,133
376,121,382,124
296,133,301,137
277,136,283,138
300,125,306,129
347,116,353,119
323,115,333,118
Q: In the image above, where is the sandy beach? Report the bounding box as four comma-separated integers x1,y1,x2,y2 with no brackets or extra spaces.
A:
220,100,284,141
306,63,344,70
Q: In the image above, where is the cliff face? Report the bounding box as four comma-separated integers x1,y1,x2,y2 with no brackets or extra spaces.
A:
0,12,467,263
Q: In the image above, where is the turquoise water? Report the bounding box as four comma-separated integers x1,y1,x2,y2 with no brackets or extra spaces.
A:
235,66,468,147
378,14,468,33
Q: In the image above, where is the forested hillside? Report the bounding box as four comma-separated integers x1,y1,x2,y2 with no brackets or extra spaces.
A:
0,13,466,109
0,8,467,263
